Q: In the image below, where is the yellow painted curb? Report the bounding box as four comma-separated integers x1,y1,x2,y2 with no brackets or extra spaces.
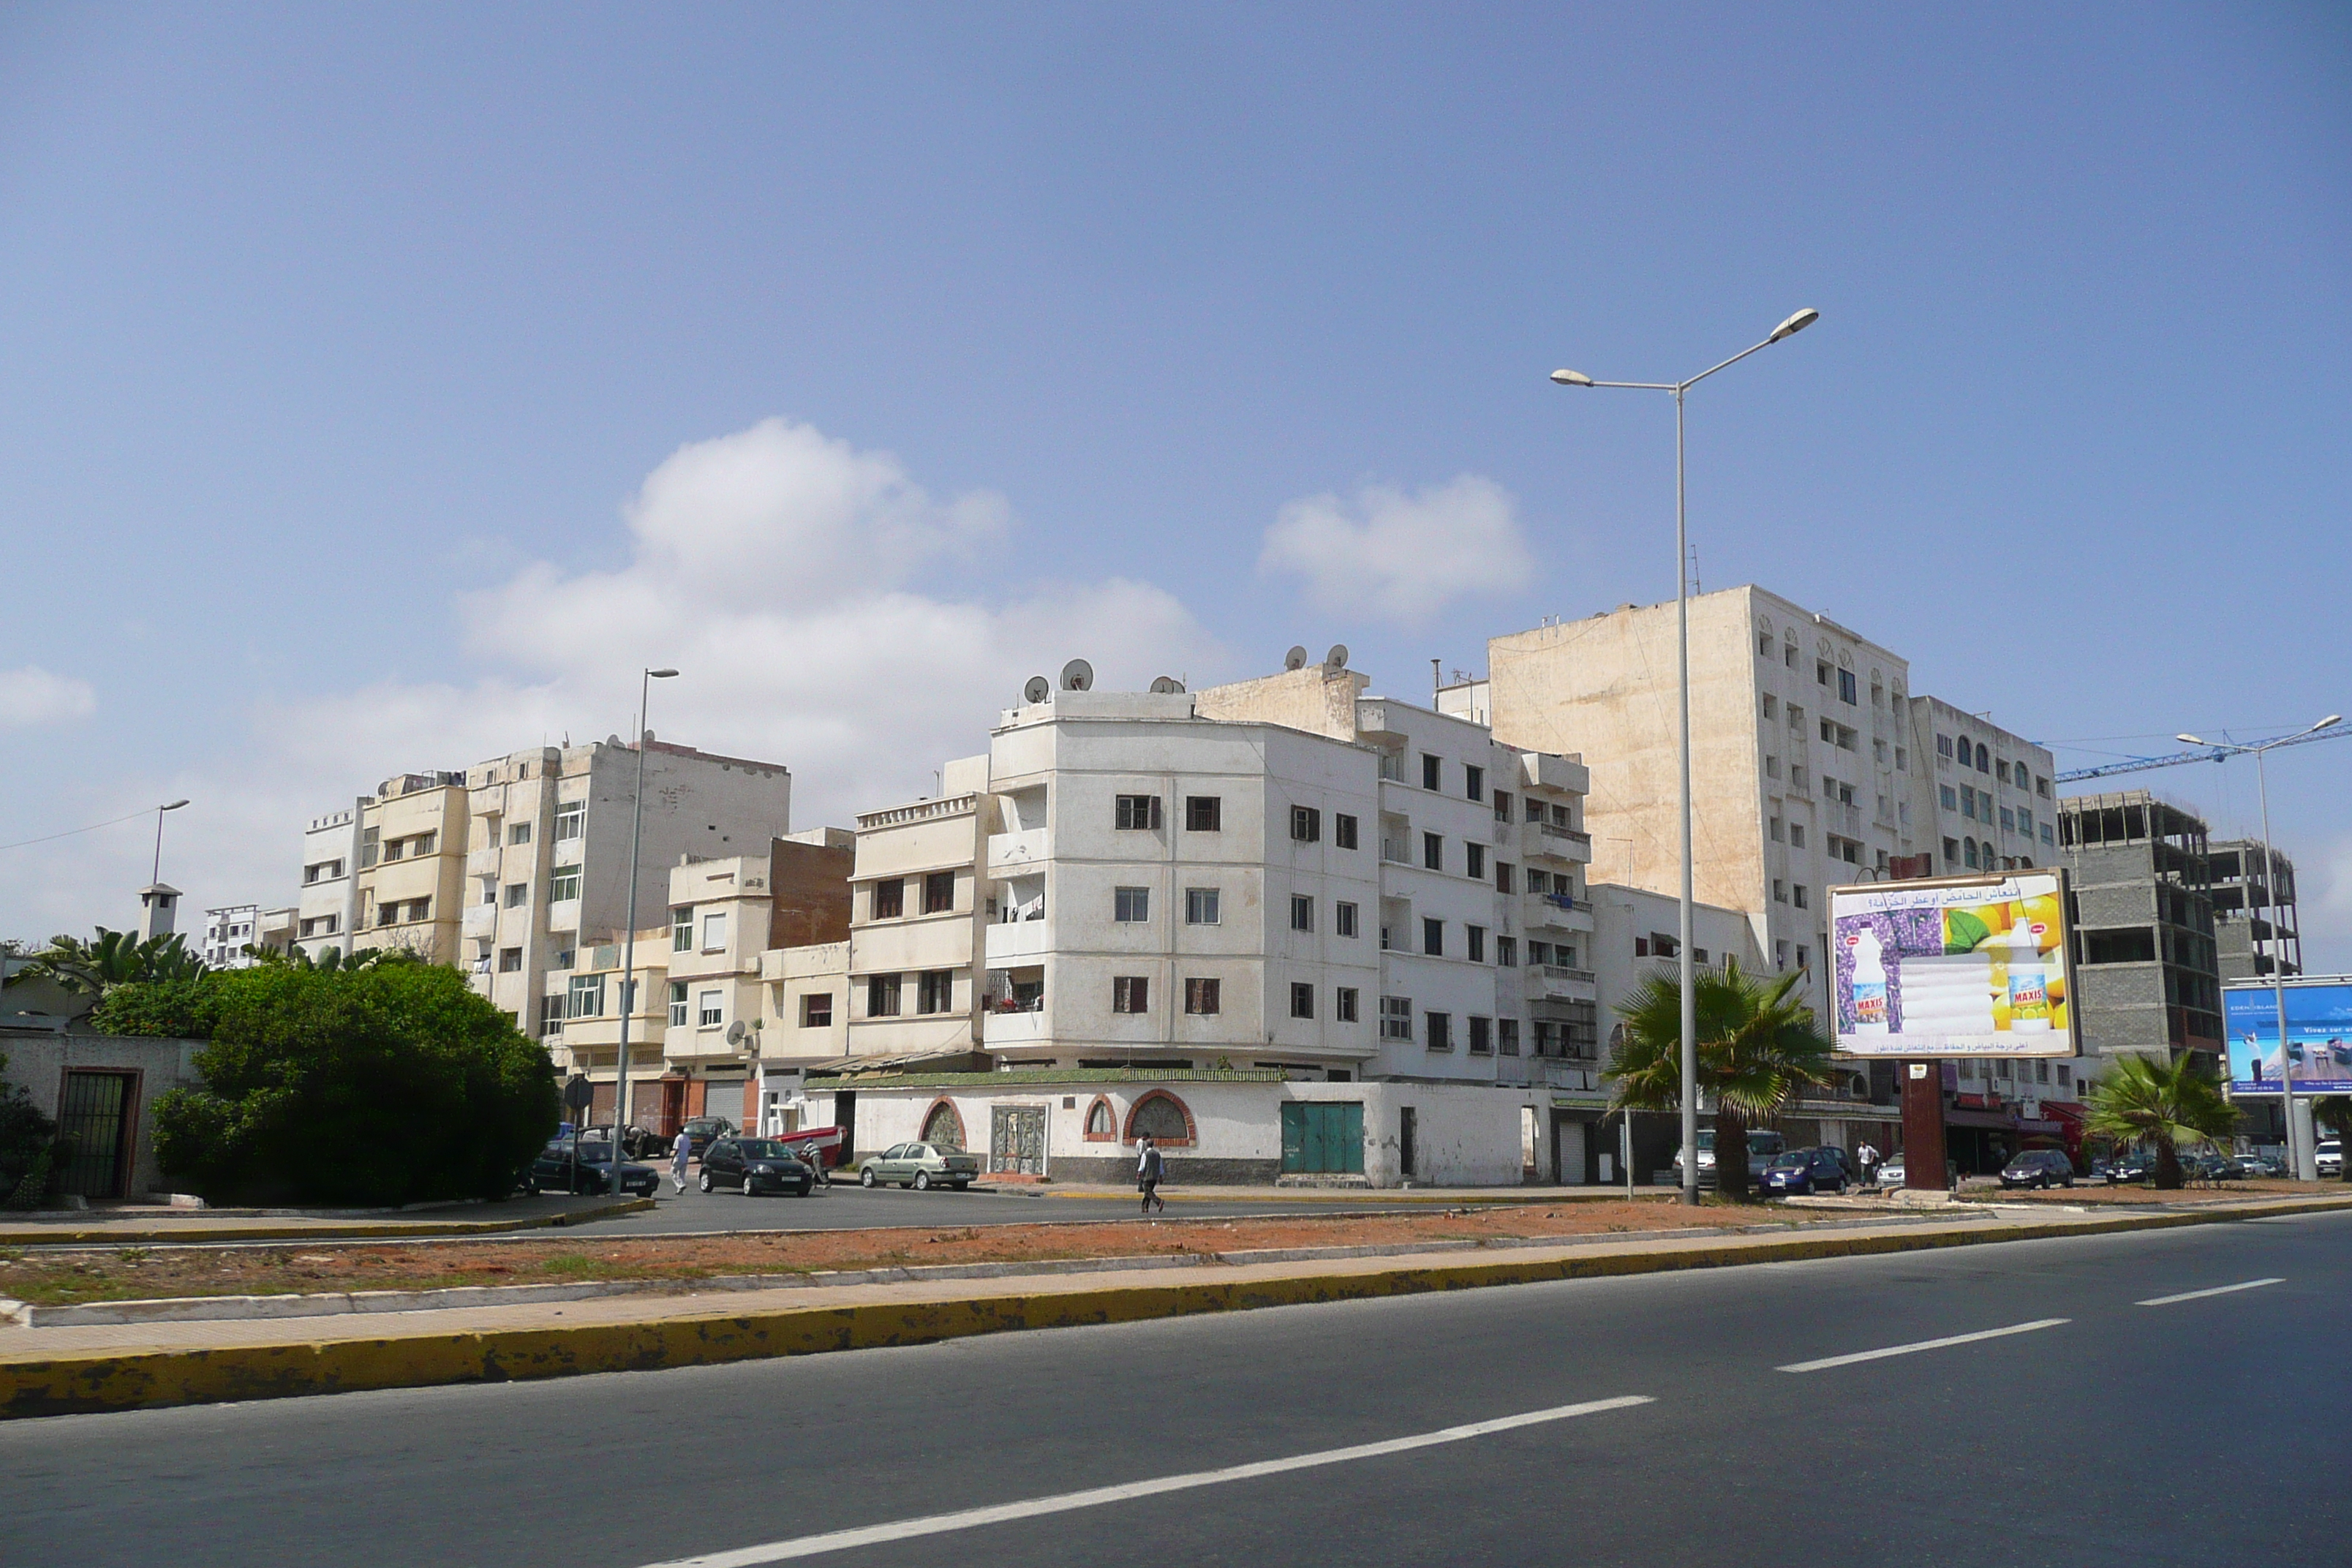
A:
0,1197,657,1249
6,1196,2345,1419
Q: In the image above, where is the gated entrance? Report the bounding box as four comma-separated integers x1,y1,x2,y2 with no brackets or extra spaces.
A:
990,1105,1045,1175
1281,1101,1365,1175
56,1069,136,1199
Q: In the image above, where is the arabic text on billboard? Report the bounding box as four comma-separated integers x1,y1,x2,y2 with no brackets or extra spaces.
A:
1829,872,2074,1058
2223,981,2352,1095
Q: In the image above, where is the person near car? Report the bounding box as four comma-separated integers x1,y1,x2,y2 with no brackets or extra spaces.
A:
671,1128,693,1195
1856,1139,1880,1185
1137,1137,1165,1214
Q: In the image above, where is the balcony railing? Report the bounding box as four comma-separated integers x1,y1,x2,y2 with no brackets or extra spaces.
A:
1539,823,1592,847
1380,840,1410,864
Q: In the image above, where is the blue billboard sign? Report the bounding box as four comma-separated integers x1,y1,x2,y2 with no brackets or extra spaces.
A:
2223,979,2352,1095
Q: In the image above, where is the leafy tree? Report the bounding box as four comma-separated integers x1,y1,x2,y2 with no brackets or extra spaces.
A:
0,1048,59,1205
2314,1097,2352,1183
24,927,206,996
2083,1053,2237,1190
1607,957,1836,1200
151,961,559,1206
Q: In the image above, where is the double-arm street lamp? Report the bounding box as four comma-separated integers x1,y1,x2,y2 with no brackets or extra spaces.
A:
2175,715,2341,1181
1552,308,1819,1206
611,668,680,1191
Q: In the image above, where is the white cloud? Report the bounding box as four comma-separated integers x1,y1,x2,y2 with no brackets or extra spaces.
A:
1258,474,1535,625
2307,832,2352,973
0,666,96,728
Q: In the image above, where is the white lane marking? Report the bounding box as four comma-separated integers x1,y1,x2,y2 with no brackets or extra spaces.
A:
2137,1277,2284,1307
1777,1318,2070,1373
633,1395,1655,1567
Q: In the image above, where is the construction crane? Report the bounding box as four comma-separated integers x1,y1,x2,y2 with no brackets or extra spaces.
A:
2054,723,2351,784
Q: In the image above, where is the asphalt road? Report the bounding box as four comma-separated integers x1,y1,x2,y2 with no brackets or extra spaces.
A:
9,1209,2348,1566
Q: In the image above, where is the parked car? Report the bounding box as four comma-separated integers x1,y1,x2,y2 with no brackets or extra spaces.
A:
2318,1139,2342,1178
2183,1151,2242,1183
1760,1145,1856,1196
2233,1153,2287,1179
2106,1152,2156,1184
528,1139,660,1196
1671,1129,1787,1186
857,1142,983,1191
1999,1150,2077,1190
580,1123,666,1159
678,1116,736,1158
1871,1155,1961,1189
699,1138,818,1196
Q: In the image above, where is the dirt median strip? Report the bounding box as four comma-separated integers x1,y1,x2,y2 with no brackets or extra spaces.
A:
0,1197,658,1249
12,1198,2350,1418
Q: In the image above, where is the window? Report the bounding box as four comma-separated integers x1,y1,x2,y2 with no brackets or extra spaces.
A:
924,870,956,914
412,832,437,856
1770,817,1784,843
1896,747,1907,771
2017,807,2034,836
1426,1011,1453,1051
1790,824,1806,848
1185,977,1221,1014
382,838,405,863
1186,795,1221,832
872,879,904,919
508,821,532,845
504,881,528,908
1788,704,1804,729
1466,924,1487,963
1464,764,1484,802
1493,791,1513,823
668,981,689,1027
1381,996,1413,1039
1291,804,1322,843
1795,943,1809,970
1128,1093,1191,1145
1975,742,1991,772
1496,935,1517,968
1941,785,1959,811
1422,754,1442,790
376,902,399,928
1290,894,1314,932
1422,916,1444,957
1999,807,2016,833
1960,785,1978,820
1335,900,1358,938
1085,1098,1115,1137
1117,794,1164,830
1334,813,1359,850
698,990,724,1028
1494,862,1514,894
1335,987,1359,1023
1817,660,1831,686
1113,976,1150,1014
1765,756,1781,779
1290,982,1315,1019
498,946,522,973
1791,768,1806,793
801,992,833,1028
549,864,581,902
2040,823,2055,846
701,911,727,950
405,898,431,922
1115,886,1151,923
673,908,693,951
567,973,603,1019
1498,1018,1520,1055
1469,1016,1492,1055
1526,868,1550,894
1423,832,1444,871
2035,1059,2050,1085
1838,668,1857,704
1820,717,1836,745
1775,939,1790,970
2037,775,2051,798
1763,694,1777,719
1466,843,1485,880
867,974,902,1017
1773,879,1787,903
1937,734,1954,759
1944,836,1961,862
554,804,584,841
918,970,955,1014
1784,642,1796,667
1186,887,1221,925
1793,884,1809,909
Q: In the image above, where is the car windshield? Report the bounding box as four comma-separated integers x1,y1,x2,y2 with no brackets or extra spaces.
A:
737,1140,794,1159
685,1119,725,1133
1768,1153,1807,1168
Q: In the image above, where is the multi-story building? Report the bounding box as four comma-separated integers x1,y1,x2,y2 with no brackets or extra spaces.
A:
1912,696,2059,877
2056,789,2223,1063
295,804,363,961
200,903,295,968
350,772,470,964
460,738,795,1037
2209,838,2301,981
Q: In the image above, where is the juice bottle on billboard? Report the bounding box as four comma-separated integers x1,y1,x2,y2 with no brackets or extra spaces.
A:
2006,916,2051,1032
1851,927,1890,1035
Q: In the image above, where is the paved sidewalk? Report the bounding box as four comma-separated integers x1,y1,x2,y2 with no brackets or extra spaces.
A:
1030,1183,1665,1205
0,1194,654,1247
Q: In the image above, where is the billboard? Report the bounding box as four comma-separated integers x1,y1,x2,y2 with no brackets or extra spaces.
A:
1828,871,2076,1058
2223,979,2352,1095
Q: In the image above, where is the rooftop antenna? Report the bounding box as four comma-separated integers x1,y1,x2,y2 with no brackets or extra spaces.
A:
1284,645,1308,671
1059,658,1093,692
1431,657,1441,698
1324,644,1349,671
1023,675,1051,704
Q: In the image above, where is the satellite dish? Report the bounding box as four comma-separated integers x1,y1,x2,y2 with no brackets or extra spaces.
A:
1060,659,1093,691
1324,644,1349,670
1284,645,1308,671
725,1020,748,1047
1023,675,1052,705
1149,676,1181,694
606,734,623,747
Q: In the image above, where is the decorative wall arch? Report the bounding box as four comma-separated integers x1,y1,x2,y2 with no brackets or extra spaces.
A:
1123,1090,1196,1147
1082,1095,1117,1142
920,1098,968,1153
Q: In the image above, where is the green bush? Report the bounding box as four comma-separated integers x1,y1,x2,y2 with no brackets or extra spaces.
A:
0,1049,58,1199
90,976,219,1039
150,962,559,1207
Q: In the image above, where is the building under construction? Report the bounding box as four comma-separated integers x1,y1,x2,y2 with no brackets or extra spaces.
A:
2209,838,2302,981
2057,789,2224,1063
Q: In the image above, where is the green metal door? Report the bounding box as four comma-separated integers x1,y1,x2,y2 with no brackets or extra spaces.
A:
1280,1102,1363,1174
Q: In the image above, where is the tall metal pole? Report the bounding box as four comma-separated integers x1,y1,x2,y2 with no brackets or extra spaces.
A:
151,806,168,887
2253,746,2304,1178
611,671,654,1193
1676,386,1698,1207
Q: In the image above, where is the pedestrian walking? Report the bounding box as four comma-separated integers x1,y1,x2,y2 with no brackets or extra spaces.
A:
1137,1137,1165,1215
671,1128,693,1195
1856,1139,1881,1186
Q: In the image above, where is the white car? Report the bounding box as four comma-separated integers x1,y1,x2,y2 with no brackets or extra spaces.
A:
2317,1139,2342,1178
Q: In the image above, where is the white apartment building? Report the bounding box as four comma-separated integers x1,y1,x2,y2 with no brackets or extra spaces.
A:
1912,695,2059,877
200,903,291,968
295,804,363,960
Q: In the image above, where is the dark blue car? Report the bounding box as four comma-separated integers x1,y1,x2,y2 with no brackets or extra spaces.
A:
1760,1146,1856,1196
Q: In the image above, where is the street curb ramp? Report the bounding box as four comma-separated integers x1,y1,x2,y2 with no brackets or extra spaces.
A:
8,1197,2348,1418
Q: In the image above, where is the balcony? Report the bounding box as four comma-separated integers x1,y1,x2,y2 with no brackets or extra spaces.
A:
1380,838,1411,864
1537,1060,1603,1092
1525,892,1595,933
1526,964,1599,1003
983,1005,1051,1047
467,847,502,877
987,827,1049,872
1526,821,1593,864
984,920,1053,965
462,902,497,938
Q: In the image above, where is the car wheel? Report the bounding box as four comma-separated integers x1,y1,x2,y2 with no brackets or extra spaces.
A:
522,1175,539,1196
913,1170,932,1190
741,1175,757,1196
796,1181,813,1196
698,1171,713,1194
860,1167,876,1188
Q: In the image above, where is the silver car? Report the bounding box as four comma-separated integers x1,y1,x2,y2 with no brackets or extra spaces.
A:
857,1142,982,1191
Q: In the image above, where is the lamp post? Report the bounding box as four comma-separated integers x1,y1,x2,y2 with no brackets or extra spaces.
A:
1553,308,1819,1206
2176,715,2340,1181
611,668,679,1191
151,799,190,886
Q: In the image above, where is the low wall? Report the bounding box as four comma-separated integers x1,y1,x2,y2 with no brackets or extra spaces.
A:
0,1033,206,1199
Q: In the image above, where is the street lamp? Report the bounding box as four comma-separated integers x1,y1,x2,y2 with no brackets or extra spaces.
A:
610,668,679,1191
1553,308,1819,1206
150,799,190,886
2176,715,2340,1180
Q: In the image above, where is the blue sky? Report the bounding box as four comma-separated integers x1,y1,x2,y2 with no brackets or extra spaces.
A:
2,4,2348,963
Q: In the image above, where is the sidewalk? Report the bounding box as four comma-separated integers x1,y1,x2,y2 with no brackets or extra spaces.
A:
0,1194,655,1248
1026,1183,1664,1205
7,1190,2347,1418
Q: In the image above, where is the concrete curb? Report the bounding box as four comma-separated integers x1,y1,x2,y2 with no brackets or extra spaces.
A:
0,1197,657,1248
8,1196,2348,1419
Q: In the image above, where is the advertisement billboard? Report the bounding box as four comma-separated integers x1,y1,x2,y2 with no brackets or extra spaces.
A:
2223,979,2352,1096
1828,871,2076,1058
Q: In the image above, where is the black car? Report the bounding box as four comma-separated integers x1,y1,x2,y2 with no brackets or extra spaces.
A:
698,1137,818,1196
1999,1149,2076,1189
581,1123,666,1159
528,1139,661,1196
679,1116,736,1158
1759,1145,1856,1196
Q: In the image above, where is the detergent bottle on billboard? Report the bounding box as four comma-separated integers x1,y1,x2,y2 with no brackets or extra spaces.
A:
1850,927,1890,1036
2006,915,2052,1032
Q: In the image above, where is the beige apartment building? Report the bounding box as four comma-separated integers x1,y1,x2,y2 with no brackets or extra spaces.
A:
350,772,471,964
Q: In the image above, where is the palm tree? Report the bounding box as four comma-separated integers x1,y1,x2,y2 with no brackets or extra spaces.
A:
2083,1054,2237,1190
1606,957,1836,1200
22,928,205,995
2313,1097,2352,1183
